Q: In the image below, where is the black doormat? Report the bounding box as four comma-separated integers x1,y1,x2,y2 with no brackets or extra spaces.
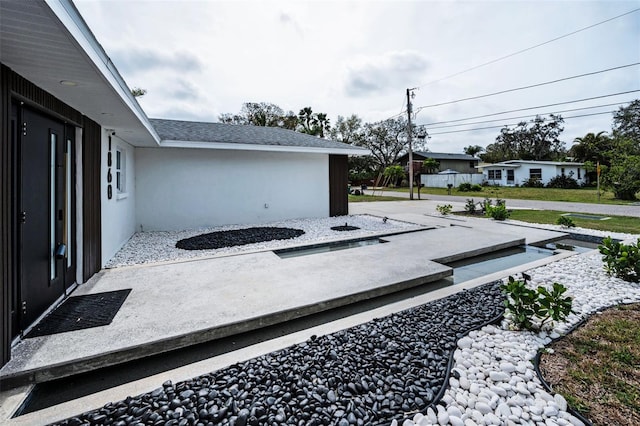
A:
25,289,131,338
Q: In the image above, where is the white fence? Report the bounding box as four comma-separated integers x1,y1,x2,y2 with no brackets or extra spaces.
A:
420,173,484,188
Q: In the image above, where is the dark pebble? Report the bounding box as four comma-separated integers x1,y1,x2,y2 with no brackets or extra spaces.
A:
51,282,504,426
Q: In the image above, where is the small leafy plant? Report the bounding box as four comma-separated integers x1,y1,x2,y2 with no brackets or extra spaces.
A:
501,275,573,331
485,203,510,220
599,237,640,282
465,198,477,214
556,215,576,228
436,204,453,215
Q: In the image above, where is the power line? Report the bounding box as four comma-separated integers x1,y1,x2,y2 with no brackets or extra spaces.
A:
426,101,632,130
428,110,616,135
414,63,640,111
417,7,640,88
420,90,640,126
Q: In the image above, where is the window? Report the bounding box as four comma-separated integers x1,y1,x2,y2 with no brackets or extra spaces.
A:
561,167,565,176
529,168,542,180
488,170,502,180
577,168,581,179
116,148,125,194
469,161,476,169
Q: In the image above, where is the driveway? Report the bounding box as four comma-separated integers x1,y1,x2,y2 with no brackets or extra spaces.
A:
364,189,640,218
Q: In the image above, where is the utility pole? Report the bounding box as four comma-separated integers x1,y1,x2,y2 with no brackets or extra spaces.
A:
406,88,416,200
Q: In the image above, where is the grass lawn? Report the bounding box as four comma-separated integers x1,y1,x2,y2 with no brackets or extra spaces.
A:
539,304,640,426
506,210,640,235
348,194,407,202
388,186,635,205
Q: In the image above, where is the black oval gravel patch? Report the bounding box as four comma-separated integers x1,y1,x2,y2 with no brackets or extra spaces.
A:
330,225,361,232
53,282,504,426
176,227,305,250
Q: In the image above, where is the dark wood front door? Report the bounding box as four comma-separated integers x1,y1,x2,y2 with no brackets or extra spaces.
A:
18,106,74,331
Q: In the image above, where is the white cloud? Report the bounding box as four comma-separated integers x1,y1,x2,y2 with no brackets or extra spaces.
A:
345,51,430,97
75,0,640,153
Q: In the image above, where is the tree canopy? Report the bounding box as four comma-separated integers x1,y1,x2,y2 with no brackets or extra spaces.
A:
218,102,298,129
352,117,428,171
612,99,640,147
569,131,613,165
481,114,566,163
464,145,484,157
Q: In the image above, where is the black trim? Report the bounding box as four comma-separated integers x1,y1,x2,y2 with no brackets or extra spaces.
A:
329,155,348,216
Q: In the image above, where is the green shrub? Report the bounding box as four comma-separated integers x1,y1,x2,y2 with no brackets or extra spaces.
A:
556,216,576,228
547,173,580,189
501,275,573,331
598,237,640,282
436,204,453,215
522,178,544,188
465,198,477,214
485,203,510,220
458,182,473,192
471,184,482,191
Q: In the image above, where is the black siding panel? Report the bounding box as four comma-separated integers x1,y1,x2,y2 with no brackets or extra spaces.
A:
82,118,102,281
329,155,348,216
0,65,13,367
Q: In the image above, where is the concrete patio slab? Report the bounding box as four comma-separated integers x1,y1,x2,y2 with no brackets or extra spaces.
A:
0,212,568,391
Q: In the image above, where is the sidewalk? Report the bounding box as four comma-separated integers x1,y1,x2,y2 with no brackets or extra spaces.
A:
364,189,640,217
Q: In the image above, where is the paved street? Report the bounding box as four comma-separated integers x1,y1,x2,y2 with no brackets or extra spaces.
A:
364,189,640,217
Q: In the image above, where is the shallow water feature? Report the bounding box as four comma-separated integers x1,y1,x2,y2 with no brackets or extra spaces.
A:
446,245,557,284
275,238,383,258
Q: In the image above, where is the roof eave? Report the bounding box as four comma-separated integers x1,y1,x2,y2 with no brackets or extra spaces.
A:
44,0,160,146
157,140,371,155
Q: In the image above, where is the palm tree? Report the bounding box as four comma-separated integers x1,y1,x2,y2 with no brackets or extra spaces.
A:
570,131,611,164
315,113,330,138
422,158,440,174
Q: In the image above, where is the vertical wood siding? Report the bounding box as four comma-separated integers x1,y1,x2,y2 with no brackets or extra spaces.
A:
0,65,14,367
329,154,348,216
82,118,102,281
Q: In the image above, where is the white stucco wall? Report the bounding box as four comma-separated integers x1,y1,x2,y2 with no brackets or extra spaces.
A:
135,148,330,231
101,133,137,266
484,163,586,186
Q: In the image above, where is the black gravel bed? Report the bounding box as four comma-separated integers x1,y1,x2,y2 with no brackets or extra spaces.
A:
176,227,305,250
52,282,504,426
330,226,361,232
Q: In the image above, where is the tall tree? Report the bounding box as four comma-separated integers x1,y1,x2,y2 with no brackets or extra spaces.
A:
422,158,440,174
602,100,640,200
612,99,640,148
464,145,484,157
481,114,565,163
330,115,364,144
297,107,330,137
218,102,298,129
353,117,427,171
569,131,613,165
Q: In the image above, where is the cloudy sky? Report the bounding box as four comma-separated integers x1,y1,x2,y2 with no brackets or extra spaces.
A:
75,0,640,153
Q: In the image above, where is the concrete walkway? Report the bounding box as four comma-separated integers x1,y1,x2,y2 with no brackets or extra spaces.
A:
366,189,640,217
0,214,566,390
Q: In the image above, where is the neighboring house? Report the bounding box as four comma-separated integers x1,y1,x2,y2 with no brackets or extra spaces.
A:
0,0,366,368
482,160,586,186
397,152,483,188
398,151,481,174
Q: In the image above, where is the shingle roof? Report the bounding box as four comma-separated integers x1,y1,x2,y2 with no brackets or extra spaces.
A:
149,118,368,153
412,151,480,161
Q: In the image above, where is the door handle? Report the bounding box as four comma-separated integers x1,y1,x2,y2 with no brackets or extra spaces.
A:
55,244,67,259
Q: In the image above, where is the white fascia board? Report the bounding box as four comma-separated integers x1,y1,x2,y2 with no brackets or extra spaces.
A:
159,140,371,156
484,163,521,169
44,0,161,146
